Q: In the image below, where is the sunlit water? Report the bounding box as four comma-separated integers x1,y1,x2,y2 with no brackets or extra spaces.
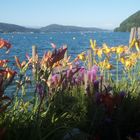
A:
0,31,129,95
0,31,129,61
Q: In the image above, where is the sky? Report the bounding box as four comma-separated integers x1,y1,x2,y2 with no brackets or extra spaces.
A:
0,0,140,29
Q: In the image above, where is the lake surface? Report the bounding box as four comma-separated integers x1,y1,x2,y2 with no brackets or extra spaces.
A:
0,32,130,95
0,32,129,63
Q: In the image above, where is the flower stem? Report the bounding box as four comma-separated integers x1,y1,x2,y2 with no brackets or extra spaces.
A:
116,54,119,87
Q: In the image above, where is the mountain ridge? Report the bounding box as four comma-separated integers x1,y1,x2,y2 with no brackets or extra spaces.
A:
114,10,140,32
0,22,40,33
40,24,107,32
0,23,108,33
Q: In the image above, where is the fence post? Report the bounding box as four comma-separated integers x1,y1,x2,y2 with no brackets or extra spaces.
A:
87,49,93,70
32,45,37,62
129,27,137,44
63,44,68,59
138,27,140,40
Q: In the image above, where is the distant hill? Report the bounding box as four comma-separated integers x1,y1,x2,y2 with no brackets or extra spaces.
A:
0,23,107,33
114,10,140,32
0,23,39,33
40,24,106,32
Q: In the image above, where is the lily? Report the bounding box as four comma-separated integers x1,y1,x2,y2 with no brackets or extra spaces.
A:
0,39,12,53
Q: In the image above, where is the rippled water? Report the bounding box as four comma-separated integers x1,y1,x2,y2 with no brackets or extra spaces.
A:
0,31,129,62
0,31,130,95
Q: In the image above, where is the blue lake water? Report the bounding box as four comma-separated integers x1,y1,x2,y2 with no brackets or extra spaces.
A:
0,32,130,95
0,32,129,63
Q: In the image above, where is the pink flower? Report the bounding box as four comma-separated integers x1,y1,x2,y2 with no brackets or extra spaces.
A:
92,65,98,72
87,65,98,83
79,67,85,76
51,74,59,85
66,69,72,78
78,67,86,82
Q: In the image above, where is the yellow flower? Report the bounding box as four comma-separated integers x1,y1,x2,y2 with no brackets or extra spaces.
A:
124,59,135,69
103,43,111,55
90,39,96,50
52,61,62,68
77,52,86,61
135,42,140,52
98,60,105,69
119,57,125,64
110,47,116,53
116,46,125,54
95,48,103,58
3,68,16,79
106,63,114,70
129,38,136,48
129,53,138,60
120,56,136,70
98,59,113,70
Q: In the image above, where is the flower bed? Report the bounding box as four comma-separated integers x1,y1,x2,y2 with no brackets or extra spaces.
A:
0,38,140,140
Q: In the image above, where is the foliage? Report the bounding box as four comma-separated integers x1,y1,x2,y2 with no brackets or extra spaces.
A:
0,39,140,140
114,10,140,32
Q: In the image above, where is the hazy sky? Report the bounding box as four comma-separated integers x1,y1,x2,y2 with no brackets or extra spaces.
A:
0,0,140,29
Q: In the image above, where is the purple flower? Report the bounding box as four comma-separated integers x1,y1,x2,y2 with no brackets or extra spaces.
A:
119,91,126,98
92,65,98,72
36,84,44,98
77,67,85,82
74,61,80,66
94,80,99,92
87,70,96,82
66,69,72,78
51,74,59,85
79,67,85,73
71,76,78,85
87,65,98,83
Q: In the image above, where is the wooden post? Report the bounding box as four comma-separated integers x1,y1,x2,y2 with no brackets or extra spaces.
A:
138,27,140,40
87,49,93,70
63,44,68,59
129,27,136,44
32,45,37,62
